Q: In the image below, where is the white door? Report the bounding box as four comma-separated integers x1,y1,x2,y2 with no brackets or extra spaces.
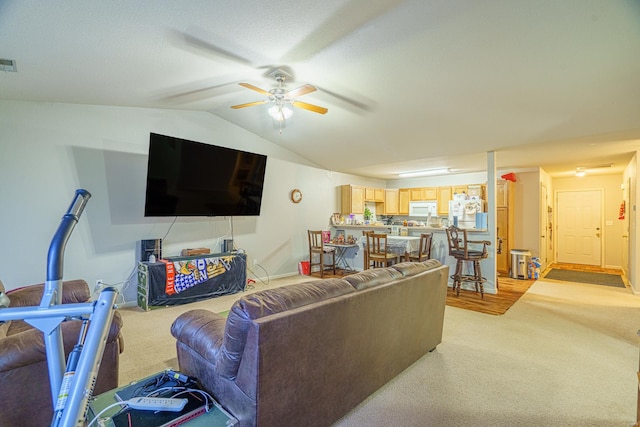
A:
556,190,602,266
539,184,548,271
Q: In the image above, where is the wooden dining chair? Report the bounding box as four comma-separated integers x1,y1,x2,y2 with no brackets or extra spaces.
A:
308,230,336,277
409,233,433,262
366,233,400,269
362,230,374,270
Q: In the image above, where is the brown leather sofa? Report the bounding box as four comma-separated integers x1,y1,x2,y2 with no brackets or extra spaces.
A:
0,279,124,427
171,260,448,427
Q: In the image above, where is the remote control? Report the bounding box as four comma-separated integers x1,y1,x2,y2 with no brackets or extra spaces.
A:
127,397,188,412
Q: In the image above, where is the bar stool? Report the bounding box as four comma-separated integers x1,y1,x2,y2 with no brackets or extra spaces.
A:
445,226,491,298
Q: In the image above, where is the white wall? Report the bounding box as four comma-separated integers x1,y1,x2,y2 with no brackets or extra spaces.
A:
0,100,382,302
512,171,540,258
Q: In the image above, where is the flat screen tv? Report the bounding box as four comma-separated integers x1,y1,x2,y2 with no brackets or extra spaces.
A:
144,133,267,217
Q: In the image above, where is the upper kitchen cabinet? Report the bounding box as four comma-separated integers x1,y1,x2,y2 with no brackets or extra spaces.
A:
365,187,385,202
399,189,410,215
384,189,399,215
496,180,514,208
340,185,365,214
437,186,452,215
410,187,437,201
468,184,486,200
452,185,468,196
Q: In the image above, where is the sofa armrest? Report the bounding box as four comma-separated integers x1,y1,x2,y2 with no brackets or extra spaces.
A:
7,279,90,307
0,320,83,372
171,309,226,362
0,310,123,373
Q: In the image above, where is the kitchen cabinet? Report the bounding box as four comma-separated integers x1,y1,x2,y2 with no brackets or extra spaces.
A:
468,184,486,199
365,187,384,202
399,189,410,215
410,187,437,201
437,186,452,215
384,189,399,215
496,180,515,275
497,180,514,208
340,185,365,214
424,187,437,200
452,185,468,196
409,188,423,201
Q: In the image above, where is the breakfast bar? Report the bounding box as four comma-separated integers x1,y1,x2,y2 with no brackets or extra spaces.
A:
331,224,497,294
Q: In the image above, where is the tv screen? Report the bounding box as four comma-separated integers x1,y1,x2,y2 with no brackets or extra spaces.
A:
144,133,267,217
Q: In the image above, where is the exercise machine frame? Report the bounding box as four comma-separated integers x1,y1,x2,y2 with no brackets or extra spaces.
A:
0,189,118,427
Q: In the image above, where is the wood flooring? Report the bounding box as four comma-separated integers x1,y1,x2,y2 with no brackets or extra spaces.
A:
445,275,534,315
309,262,625,316
309,267,535,316
311,263,622,315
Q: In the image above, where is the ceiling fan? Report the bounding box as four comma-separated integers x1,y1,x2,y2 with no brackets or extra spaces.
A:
231,70,328,121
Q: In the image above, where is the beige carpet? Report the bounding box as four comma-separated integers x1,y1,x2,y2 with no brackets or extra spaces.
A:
116,276,640,427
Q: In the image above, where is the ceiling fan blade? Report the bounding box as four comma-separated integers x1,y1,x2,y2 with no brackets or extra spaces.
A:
238,83,271,96
231,100,268,109
291,100,328,115
285,84,317,99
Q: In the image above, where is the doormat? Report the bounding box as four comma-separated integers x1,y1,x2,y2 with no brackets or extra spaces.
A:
543,269,625,288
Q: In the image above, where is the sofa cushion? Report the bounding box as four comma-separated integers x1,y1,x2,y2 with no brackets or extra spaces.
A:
391,259,442,277
219,278,355,379
342,267,403,290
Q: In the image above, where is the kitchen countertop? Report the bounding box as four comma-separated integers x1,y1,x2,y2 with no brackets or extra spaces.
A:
331,224,488,233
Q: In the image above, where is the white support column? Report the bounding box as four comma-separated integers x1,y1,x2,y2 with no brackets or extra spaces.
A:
486,151,498,293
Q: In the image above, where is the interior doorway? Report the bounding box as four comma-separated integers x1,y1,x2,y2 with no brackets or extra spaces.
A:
556,189,603,266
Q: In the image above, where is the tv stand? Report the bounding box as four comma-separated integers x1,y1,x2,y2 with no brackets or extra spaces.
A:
137,252,246,311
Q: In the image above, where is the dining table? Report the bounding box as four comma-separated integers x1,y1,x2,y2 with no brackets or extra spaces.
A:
360,235,421,262
324,242,359,272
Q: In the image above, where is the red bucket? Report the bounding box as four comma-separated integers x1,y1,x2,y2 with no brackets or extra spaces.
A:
298,261,310,275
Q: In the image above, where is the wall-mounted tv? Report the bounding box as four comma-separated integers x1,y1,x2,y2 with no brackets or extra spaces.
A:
144,133,267,217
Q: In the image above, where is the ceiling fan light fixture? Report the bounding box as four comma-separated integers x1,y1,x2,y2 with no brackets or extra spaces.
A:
268,105,293,121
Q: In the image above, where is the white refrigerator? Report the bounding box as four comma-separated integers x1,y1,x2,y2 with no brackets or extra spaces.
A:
449,198,486,229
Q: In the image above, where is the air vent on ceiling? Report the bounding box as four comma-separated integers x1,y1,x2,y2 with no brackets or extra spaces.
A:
0,59,17,72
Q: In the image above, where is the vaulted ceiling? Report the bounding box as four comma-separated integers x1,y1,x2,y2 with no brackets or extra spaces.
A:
1,0,639,179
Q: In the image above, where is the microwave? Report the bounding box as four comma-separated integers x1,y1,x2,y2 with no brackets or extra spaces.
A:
409,201,437,217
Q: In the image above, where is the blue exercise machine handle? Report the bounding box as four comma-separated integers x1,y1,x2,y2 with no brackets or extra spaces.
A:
47,189,91,281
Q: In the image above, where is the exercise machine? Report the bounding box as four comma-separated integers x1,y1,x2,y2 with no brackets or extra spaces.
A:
0,189,118,426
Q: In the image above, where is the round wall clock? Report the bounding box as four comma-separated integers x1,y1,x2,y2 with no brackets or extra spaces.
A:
290,189,302,204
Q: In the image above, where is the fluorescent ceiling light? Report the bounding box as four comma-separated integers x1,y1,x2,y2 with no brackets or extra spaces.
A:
398,168,450,178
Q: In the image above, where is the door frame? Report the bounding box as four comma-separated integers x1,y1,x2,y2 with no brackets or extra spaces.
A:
539,183,548,271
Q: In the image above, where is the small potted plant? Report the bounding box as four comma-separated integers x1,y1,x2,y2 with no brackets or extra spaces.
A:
363,207,372,223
